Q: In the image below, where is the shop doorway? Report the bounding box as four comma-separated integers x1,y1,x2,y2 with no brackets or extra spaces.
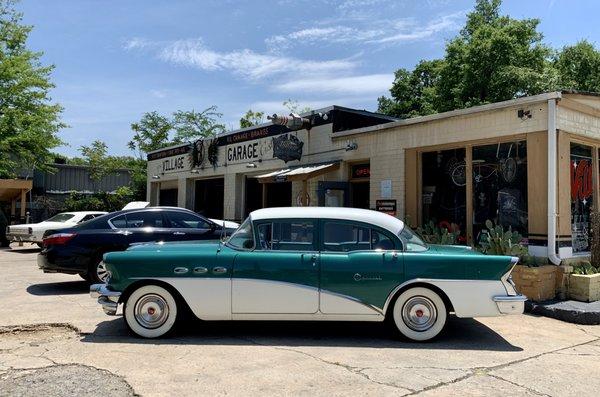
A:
194,178,224,219
350,182,370,209
349,163,370,209
264,182,292,208
244,177,263,217
159,188,178,207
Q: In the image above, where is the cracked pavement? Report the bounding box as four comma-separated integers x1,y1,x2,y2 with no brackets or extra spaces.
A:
1,245,599,396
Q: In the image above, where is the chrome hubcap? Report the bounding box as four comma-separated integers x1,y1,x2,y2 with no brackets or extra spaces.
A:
402,296,437,332
96,261,109,282
134,294,169,329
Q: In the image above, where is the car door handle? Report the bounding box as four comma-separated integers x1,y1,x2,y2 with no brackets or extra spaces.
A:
173,267,189,274
173,231,186,236
193,266,208,274
212,266,227,274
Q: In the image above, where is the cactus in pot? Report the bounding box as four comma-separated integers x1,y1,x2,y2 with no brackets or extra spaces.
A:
479,220,528,258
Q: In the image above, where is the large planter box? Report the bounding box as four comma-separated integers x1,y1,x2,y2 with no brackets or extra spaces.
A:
511,265,557,302
569,273,600,302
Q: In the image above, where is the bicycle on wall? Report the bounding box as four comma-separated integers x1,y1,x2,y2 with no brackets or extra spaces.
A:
447,143,520,187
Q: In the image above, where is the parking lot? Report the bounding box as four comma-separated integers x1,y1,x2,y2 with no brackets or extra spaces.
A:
0,245,598,396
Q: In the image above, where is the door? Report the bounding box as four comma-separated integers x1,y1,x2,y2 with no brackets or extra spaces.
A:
164,210,219,241
195,178,224,219
319,221,403,314
109,211,172,246
232,219,319,314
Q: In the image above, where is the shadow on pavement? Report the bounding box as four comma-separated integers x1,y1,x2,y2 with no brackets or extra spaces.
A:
6,247,41,253
81,316,522,351
27,280,89,296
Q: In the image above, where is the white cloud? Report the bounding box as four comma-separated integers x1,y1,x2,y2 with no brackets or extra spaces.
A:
157,38,358,81
265,11,464,49
122,37,156,51
274,73,394,95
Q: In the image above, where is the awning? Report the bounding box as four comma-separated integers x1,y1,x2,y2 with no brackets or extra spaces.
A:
256,162,340,183
0,179,32,201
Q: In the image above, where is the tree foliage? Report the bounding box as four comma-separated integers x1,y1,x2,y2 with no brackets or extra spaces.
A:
79,140,115,182
239,109,265,128
173,106,225,141
128,111,173,160
0,0,65,177
378,0,600,118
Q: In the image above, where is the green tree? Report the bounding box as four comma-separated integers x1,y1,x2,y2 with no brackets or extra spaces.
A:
555,40,600,92
0,0,65,177
128,111,173,160
282,99,311,114
79,140,117,184
172,106,225,141
378,0,558,117
239,109,265,128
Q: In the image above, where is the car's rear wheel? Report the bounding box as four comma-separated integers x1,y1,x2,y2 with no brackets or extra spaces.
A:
390,287,447,342
123,285,178,338
87,259,109,284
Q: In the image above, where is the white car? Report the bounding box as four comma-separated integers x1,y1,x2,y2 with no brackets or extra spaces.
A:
6,211,107,246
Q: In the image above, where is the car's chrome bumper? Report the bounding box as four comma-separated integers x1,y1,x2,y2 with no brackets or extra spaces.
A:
493,294,527,315
90,284,121,315
7,233,38,243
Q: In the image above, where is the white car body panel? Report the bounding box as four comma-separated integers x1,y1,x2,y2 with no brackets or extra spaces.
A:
7,211,107,243
232,278,319,314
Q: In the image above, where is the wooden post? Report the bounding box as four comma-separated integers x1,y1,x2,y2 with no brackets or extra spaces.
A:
465,146,474,245
302,179,308,206
10,199,16,219
20,189,26,220
262,183,267,208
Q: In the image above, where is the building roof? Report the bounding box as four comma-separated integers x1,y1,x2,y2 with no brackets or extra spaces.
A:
249,207,405,235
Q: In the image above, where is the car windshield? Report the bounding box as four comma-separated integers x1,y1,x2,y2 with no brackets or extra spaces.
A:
399,226,428,252
45,213,75,223
227,218,254,249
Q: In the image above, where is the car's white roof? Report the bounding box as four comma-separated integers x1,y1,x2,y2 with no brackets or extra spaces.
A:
249,207,405,235
62,211,107,216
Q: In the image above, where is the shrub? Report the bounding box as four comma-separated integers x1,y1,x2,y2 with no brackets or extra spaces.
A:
572,260,600,275
479,219,528,257
416,220,461,245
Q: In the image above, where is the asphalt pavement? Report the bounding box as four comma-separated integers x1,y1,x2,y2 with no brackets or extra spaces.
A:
1,244,599,396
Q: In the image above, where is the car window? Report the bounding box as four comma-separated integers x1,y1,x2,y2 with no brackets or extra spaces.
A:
110,215,127,228
45,213,75,223
227,218,254,249
167,211,211,229
79,214,97,223
110,212,164,229
371,229,396,251
323,222,370,252
125,211,164,228
399,226,428,252
258,220,315,251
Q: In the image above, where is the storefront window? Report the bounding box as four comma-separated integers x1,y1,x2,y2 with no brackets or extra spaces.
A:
421,149,466,240
571,143,593,253
472,141,528,242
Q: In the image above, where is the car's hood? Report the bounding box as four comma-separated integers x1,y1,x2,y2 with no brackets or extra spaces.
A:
209,218,239,229
426,244,483,256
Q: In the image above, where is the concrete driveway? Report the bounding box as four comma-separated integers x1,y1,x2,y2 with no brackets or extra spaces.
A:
1,245,599,396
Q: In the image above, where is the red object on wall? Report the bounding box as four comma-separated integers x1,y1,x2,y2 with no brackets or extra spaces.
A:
571,159,593,201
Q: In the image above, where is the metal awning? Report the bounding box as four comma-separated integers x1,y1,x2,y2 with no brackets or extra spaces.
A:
0,179,32,201
256,162,340,183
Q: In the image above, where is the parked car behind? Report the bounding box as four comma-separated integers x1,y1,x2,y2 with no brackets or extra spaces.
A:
38,207,238,283
6,211,107,247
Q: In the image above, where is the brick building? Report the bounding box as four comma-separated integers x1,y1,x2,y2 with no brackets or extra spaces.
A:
147,91,600,262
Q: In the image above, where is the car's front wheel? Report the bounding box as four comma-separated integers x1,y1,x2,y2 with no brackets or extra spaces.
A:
390,287,447,342
124,285,178,338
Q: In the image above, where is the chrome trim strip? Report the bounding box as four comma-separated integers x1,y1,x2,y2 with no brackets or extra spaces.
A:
492,295,527,303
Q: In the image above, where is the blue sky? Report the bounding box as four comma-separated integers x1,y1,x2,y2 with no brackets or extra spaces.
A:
18,0,600,157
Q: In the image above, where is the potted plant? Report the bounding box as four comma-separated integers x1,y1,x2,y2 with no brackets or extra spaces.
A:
416,220,462,245
479,220,556,302
569,261,600,302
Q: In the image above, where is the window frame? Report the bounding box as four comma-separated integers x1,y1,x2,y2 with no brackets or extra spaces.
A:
252,218,319,253
318,219,402,253
164,210,213,230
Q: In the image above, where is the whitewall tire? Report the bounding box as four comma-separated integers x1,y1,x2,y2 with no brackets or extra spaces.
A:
391,287,447,342
124,285,178,338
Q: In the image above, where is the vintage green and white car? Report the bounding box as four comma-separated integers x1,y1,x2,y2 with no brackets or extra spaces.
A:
90,207,525,341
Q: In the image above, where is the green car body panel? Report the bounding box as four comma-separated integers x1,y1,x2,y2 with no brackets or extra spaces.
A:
103,229,515,317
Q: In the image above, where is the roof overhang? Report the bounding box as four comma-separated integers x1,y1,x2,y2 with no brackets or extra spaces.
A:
256,161,340,183
0,179,32,201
